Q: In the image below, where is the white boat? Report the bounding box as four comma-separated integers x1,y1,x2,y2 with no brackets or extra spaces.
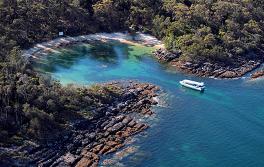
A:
180,79,205,91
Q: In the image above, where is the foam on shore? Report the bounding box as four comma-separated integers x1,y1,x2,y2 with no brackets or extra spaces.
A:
23,32,164,58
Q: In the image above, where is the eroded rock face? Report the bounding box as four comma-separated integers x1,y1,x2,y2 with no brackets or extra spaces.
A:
219,71,238,78
153,48,180,62
0,81,160,167
251,70,264,79
75,152,99,167
170,60,262,79
153,49,263,79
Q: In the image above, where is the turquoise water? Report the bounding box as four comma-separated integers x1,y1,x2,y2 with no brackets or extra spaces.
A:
35,42,264,167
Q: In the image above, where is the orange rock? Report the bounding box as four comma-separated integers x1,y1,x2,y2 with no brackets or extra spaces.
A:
99,145,110,155
115,131,122,136
91,144,104,154
75,152,98,167
251,70,264,79
106,141,119,147
75,157,93,167
105,143,124,154
121,127,133,137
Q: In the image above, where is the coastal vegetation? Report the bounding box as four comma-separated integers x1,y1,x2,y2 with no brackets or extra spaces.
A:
79,0,264,64
0,46,123,143
157,0,264,64
2,0,264,63
0,0,92,144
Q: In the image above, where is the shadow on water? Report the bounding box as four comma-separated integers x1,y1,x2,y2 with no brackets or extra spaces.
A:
33,42,122,73
33,41,155,75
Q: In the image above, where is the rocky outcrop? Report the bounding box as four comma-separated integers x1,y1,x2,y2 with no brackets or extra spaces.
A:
0,81,160,167
153,48,180,62
171,60,261,78
251,69,264,79
153,48,263,79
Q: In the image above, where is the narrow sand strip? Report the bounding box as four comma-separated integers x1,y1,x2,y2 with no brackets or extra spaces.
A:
23,32,164,58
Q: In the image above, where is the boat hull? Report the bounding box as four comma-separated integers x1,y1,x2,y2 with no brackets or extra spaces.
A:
180,81,205,91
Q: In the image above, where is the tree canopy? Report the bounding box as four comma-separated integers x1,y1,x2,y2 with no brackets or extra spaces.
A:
152,0,264,63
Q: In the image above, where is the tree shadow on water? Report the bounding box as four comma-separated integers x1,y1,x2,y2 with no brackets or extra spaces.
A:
34,42,121,73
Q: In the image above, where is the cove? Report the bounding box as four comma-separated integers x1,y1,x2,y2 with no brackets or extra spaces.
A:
34,41,264,167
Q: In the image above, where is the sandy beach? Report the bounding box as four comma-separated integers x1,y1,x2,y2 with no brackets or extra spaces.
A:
23,32,164,59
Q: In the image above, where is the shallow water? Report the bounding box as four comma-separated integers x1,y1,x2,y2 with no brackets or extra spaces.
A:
34,42,264,167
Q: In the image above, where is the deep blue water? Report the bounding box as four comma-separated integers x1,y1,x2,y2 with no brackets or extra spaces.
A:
35,42,264,167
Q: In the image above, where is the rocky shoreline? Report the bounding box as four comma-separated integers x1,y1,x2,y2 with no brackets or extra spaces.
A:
251,69,264,79
0,81,160,167
154,49,263,79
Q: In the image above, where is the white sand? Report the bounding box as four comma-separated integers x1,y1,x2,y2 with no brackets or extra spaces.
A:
23,32,164,58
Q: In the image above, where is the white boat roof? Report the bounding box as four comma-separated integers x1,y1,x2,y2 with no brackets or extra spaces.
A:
182,80,204,86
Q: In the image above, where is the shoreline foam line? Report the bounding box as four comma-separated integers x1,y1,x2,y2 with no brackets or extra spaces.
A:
22,32,164,59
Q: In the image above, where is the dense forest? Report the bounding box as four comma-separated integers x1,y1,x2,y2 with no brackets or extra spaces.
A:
0,0,123,144
1,0,264,144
